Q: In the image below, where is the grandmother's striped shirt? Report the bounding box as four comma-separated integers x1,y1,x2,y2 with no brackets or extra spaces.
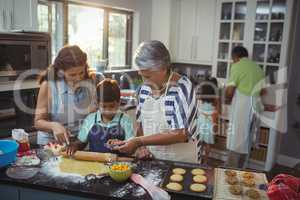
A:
136,76,198,137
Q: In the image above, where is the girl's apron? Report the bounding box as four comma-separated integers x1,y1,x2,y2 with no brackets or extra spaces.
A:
140,73,198,163
87,113,126,153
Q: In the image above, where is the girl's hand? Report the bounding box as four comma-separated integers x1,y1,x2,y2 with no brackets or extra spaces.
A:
135,146,153,160
66,143,78,156
51,122,70,145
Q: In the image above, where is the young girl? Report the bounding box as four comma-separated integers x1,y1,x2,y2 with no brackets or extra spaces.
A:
66,78,134,155
196,77,219,165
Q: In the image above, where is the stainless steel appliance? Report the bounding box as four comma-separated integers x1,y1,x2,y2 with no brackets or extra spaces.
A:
0,31,51,81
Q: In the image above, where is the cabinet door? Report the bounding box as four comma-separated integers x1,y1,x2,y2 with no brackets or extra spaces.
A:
176,0,197,61
194,0,216,65
13,0,38,31
0,184,19,200
4,0,14,30
0,0,5,31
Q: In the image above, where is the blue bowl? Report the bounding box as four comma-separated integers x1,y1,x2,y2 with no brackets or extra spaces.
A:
0,140,19,168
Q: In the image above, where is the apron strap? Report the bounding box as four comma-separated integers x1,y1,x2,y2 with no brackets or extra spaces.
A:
94,111,98,123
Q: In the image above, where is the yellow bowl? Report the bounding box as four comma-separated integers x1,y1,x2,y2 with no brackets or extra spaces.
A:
108,162,132,182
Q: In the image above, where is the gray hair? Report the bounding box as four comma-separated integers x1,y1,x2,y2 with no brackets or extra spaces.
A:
134,40,171,70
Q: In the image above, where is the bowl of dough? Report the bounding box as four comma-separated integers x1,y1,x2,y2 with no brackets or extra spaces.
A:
108,162,132,182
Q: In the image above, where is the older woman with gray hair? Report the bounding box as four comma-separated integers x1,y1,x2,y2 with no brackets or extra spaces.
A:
113,40,198,163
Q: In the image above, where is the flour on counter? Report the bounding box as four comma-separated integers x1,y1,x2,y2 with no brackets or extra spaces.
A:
40,156,86,183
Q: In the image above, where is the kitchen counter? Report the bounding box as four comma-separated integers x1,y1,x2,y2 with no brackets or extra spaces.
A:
0,150,207,200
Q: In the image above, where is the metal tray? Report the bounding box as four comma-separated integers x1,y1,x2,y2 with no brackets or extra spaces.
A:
160,162,214,199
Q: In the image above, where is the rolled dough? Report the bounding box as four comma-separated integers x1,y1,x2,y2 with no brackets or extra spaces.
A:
59,157,108,176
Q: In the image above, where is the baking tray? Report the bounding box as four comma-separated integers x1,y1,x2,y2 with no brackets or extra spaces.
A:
213,167,269,200
160,162,214,199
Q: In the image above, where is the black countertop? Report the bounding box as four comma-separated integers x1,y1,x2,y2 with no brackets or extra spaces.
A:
0,150,211,200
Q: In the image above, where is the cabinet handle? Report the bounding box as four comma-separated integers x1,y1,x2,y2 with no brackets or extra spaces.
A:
10,10,13,29
3,10,6,29
191,36,195,60
194,36,198,60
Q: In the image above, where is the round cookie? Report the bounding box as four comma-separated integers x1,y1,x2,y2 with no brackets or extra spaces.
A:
242,172,254,179
191,168,205,175
172,168,186,175
190,183,206,192
170,174,184,182
243,178,256,187
225,170,237,177
193,175,207,183
226,176,238,185
229,185,243,195
245,189,260,199
166,182,183,191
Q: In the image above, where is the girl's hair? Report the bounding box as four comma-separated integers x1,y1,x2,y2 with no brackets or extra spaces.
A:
38,45,89,84
96,78,120,103
199,77,218,103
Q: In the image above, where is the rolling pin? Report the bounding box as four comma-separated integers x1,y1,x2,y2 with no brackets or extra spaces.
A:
61,151,134,162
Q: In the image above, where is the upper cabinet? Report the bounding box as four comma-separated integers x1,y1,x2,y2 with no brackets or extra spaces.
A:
170,0,217,65
13,0,38,31
213,0,293,84
0,0,14,32
0,0,38,32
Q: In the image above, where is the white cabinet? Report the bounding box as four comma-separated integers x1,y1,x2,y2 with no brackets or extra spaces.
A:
0,0,38,32
170,0,216,65
0,0,14,31
13,0,38,31
213,0,293,85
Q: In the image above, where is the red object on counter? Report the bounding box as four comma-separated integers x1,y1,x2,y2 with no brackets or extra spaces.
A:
267,174,300,200
17,140,30,153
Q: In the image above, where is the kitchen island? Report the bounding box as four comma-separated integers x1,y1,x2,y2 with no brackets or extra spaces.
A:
0,150,211,200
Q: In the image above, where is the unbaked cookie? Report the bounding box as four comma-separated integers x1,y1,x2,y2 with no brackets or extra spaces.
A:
190,183,206,192
225,170,237,177
229,185,243,195
193,175,207,183
172,168,186,175
166,182,183,191
242,178,256,187
226,176,239,185
170,174,184,182
191,168,205,175
245,189,260,199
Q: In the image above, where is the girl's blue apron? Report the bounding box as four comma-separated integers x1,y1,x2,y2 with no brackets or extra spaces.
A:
88,113,126,153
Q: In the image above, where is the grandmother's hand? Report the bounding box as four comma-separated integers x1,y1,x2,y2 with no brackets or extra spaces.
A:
112,138,141,155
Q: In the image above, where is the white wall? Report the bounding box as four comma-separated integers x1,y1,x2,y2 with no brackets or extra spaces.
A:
151,0,171,48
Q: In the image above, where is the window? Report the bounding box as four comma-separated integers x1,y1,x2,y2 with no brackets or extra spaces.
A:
37,3,49,32
38,1,64,61
37,1,133,70
68,4,104,68
108,12,129,68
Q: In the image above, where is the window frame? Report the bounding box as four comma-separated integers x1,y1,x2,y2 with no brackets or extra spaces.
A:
38,0,133,70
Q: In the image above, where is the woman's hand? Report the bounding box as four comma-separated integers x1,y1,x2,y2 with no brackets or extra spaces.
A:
51,122,70,144
113,138,141,155
135,146,153,160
